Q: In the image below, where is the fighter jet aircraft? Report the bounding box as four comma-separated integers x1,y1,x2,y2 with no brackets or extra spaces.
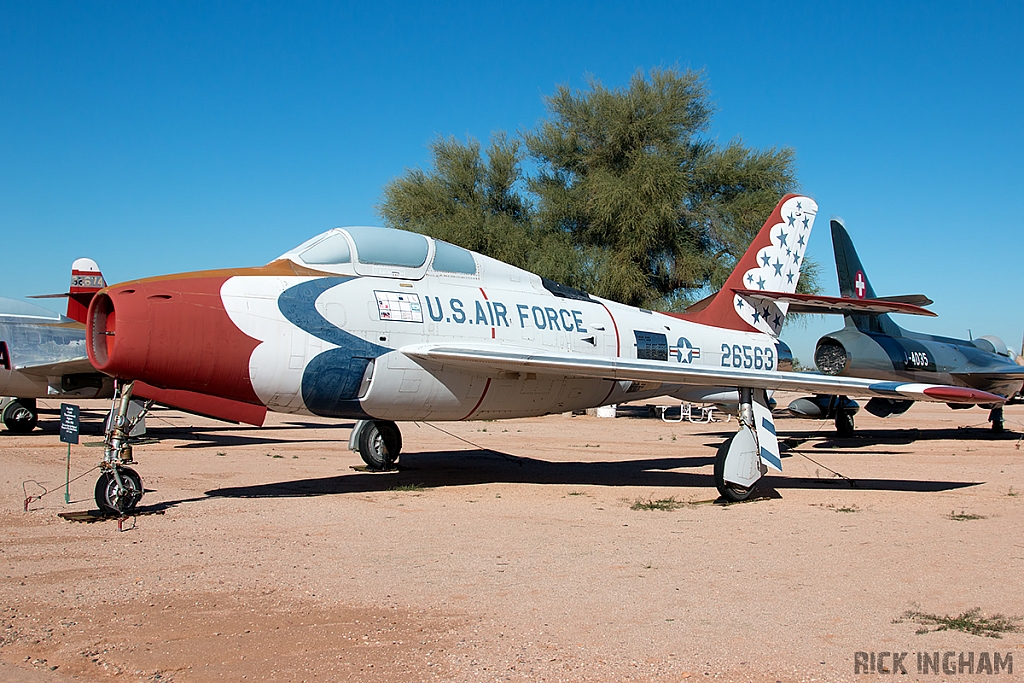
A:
82,195,1002,514
789,219,1024,434
0,259,112,432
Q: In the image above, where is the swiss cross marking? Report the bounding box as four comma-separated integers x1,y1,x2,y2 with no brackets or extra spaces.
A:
854,271,866,299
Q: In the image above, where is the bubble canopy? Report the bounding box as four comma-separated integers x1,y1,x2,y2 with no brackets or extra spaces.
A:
283,226,478,276
345,226,428,268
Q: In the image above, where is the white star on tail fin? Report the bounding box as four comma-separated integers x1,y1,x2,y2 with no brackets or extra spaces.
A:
732,196,817,337
686,194,817,337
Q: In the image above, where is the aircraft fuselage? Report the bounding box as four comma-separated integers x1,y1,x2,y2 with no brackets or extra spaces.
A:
89,255,783,422
0,316,109,400
816,324,1024,399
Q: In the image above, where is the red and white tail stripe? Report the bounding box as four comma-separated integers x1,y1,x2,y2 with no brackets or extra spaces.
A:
689,194,816,337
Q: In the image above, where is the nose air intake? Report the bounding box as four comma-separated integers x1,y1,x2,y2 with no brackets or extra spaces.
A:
814,337,849,375
88,292,116,369
85,278,264,408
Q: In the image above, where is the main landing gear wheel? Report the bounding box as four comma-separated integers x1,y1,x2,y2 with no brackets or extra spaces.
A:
989,406,1005,433
3,399,38,433
835,411,855,437
95,467,143,515
358,420,402,471
713,434,757,503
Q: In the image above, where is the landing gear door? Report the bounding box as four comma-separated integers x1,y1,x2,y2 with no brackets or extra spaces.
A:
722,426,760,487
105,398,147,437
752,389,781,472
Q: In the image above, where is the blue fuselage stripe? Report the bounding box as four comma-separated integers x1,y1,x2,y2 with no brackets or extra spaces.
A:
277,277,392,416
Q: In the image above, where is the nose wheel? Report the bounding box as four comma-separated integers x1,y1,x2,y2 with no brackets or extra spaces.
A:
95,467,143,515
94,381,152,515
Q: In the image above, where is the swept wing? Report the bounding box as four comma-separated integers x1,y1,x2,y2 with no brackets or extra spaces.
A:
401,343,1000,405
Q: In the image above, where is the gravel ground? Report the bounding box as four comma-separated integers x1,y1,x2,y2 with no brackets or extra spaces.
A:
2,396,1023,682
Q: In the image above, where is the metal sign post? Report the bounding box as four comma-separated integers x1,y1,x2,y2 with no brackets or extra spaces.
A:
59,403,80,503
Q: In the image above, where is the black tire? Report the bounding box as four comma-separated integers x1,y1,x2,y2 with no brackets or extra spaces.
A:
357,420,402,471
3,399,38,434
835,411,855,437
989,406,1005,433
94,467,143,515
713,434,756,503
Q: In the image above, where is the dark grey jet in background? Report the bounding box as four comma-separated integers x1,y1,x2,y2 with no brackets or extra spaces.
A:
789,219,1023,434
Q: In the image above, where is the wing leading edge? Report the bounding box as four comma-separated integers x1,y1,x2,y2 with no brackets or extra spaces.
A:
401,343,1003,405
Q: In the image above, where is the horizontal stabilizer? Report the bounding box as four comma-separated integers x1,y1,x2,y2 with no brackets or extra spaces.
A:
401,343,1004,405
28,257,106,324
731,290,937,317
873,294,933,306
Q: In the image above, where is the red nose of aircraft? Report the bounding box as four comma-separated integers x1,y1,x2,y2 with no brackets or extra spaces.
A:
87,275,263,406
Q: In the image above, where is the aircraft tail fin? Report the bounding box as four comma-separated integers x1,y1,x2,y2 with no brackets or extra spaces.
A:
28,258,106,324
67,258,106,323
686,194,817,338
830,219,904,335
831,218,877,300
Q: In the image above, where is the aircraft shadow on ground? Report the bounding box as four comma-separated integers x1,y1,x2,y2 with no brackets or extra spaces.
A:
199,448,980,501
22,420,357,447
24,414,355,443
150,422,357,449
778,426,1019,448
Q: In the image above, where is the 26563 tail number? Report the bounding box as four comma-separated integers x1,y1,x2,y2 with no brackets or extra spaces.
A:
721,344,775,370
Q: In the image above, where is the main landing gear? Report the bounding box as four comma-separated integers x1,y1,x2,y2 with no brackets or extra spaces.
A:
713,388,770,503
94,381,152,515
2,398,38,433
350,419,402,471
835,410,855,437
988,405,1005,433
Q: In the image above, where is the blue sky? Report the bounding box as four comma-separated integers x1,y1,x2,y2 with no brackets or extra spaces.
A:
2,1,1022,363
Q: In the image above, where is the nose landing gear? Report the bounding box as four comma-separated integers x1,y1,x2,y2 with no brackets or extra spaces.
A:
95,381,152,515
95,467,144,515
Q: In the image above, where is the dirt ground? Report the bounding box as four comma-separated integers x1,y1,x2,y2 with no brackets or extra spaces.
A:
1,395,1023,682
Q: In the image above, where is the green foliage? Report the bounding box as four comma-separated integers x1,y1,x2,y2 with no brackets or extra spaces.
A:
391,483,427,492
378,67,816,309
630,496,685,511
378,134,578,284
947,510,987,521
897,607,1021,638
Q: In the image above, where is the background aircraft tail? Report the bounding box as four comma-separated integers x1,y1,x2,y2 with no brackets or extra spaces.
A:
687,194,817,338
29,258,106,324
830,219,902,336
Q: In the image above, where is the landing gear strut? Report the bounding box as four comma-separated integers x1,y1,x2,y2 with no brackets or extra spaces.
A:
351,419,402,470
95,381,152,515
2,399,38,433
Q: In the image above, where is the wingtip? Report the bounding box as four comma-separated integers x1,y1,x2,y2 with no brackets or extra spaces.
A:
921,385,1004,404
